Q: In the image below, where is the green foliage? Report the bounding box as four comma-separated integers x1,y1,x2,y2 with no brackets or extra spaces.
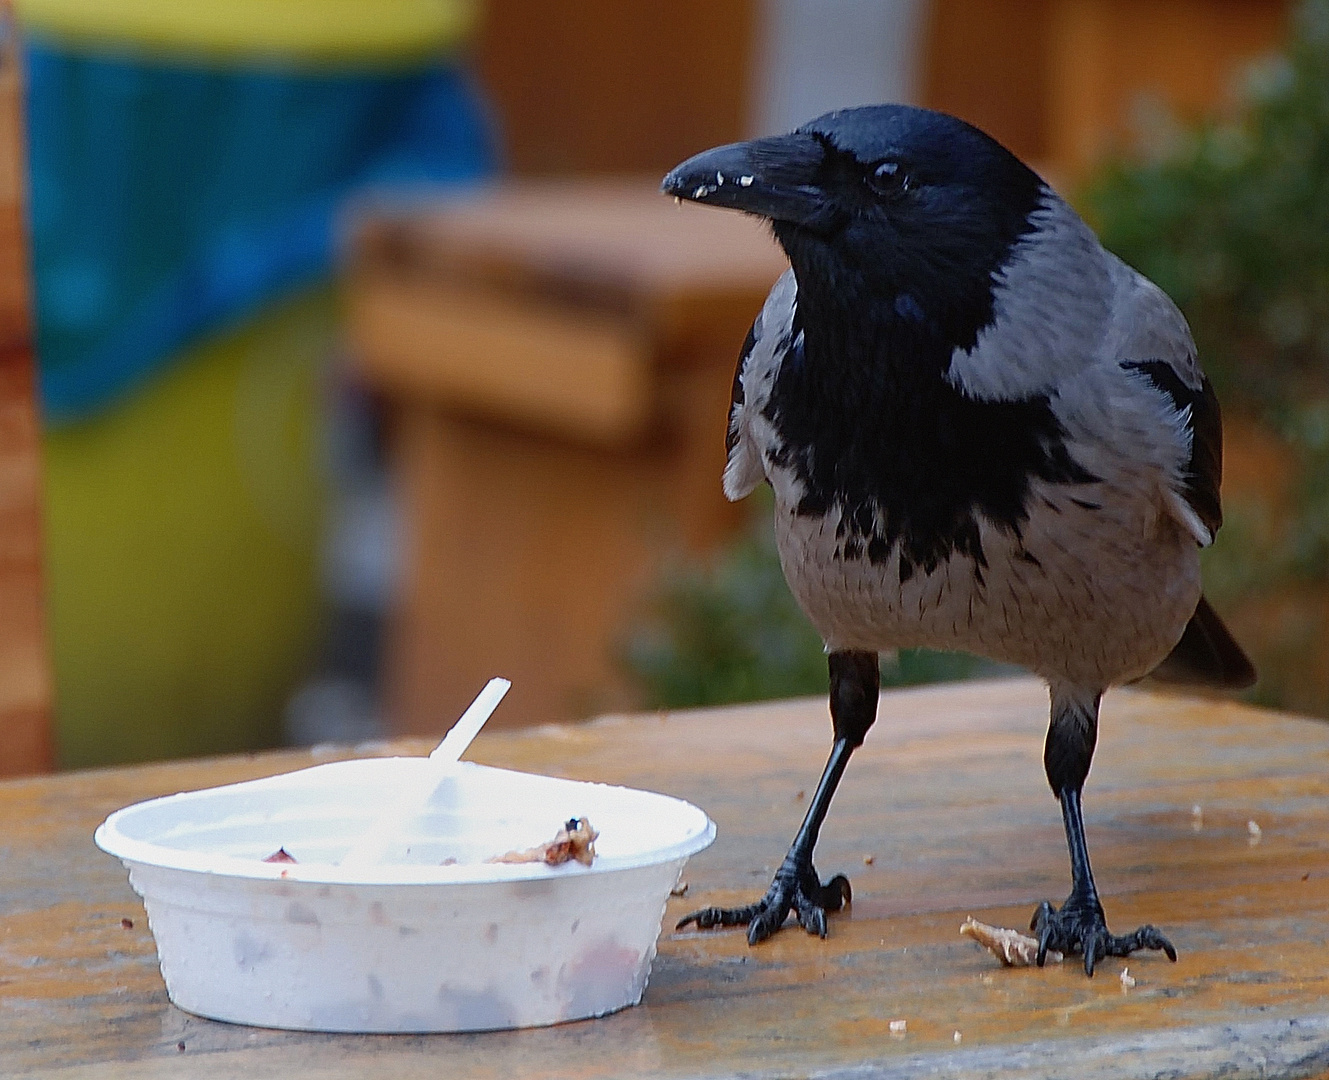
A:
1083,0,1329,410
1083,0,1329,580
624,494,988,710
1083,0,1329,715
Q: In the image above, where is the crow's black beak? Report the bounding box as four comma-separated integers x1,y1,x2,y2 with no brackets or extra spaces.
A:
662,132,828,226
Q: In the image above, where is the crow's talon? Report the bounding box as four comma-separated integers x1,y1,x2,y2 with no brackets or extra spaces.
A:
676,863,850,942
1031,895,1176,976
674,902,762,931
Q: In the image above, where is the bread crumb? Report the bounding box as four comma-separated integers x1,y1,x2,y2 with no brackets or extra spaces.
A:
953,1030,962,1043
961,916,1063,966
888,1019,907,1037
1120,966,1136,989
670,881,689,897
1247,819,1262,844
863,854,875,866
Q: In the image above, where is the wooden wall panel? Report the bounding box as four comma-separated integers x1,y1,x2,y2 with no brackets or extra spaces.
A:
1045,0,1290,179
0,0,54,775
473,0,757,176
922,0,1291,184
921,0,1054,166
474,0,1288,187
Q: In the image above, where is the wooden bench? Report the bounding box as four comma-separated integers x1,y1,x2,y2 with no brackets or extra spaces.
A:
346,180,787,733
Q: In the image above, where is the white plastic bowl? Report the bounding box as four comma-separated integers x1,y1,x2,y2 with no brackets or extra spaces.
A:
94,758,715,1033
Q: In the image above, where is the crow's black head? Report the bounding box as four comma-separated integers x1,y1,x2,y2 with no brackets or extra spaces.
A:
663,104,1045,351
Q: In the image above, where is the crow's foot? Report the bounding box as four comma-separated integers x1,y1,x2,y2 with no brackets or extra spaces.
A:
676,856,851,944
1031,895,1176,976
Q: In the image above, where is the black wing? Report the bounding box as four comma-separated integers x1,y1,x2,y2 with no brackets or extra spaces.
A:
727,320,758,456
1148,595,1257,690
1121,360,1223,541
1123,362,1255,688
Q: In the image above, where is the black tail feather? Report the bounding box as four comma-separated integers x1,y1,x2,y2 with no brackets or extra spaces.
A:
1147,595,1257,691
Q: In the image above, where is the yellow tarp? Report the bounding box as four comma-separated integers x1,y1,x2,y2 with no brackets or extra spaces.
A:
44,289,333,767
14,0,478,65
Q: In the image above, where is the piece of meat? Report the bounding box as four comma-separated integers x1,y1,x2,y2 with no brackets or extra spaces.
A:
488,818,598,867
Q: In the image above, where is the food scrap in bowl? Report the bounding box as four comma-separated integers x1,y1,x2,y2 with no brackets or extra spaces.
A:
262,847,298,864
489,818,598,867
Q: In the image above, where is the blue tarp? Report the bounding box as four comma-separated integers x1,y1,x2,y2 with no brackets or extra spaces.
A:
25,41,495,421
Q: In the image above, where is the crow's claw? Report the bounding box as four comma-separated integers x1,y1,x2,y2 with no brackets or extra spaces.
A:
674,901,763,932
676,860,851,943
1031,896,1176,976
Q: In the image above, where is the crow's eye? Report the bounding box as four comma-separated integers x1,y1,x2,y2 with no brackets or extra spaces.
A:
867,159,910,196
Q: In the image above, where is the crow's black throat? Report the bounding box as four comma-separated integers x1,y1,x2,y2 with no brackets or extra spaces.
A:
765,199,1097,584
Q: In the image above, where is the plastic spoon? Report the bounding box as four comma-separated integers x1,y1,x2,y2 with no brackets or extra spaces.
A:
339,677,511,867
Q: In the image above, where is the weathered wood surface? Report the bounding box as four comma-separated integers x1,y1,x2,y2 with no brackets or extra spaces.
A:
3,679,1328,1078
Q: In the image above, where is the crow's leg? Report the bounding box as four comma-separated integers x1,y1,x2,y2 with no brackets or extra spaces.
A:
677,649,878,944
1031,684,1177,976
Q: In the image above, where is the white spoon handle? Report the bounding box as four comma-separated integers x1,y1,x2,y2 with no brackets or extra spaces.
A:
431,678,511,762
339,678,511,867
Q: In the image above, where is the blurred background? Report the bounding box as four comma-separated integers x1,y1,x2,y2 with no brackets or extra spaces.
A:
1,0,1324,774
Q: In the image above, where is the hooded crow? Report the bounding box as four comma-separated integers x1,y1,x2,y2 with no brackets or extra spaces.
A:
662,104,1255,976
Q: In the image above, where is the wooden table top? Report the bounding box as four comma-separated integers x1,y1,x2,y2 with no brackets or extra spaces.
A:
5,678,1329,1079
